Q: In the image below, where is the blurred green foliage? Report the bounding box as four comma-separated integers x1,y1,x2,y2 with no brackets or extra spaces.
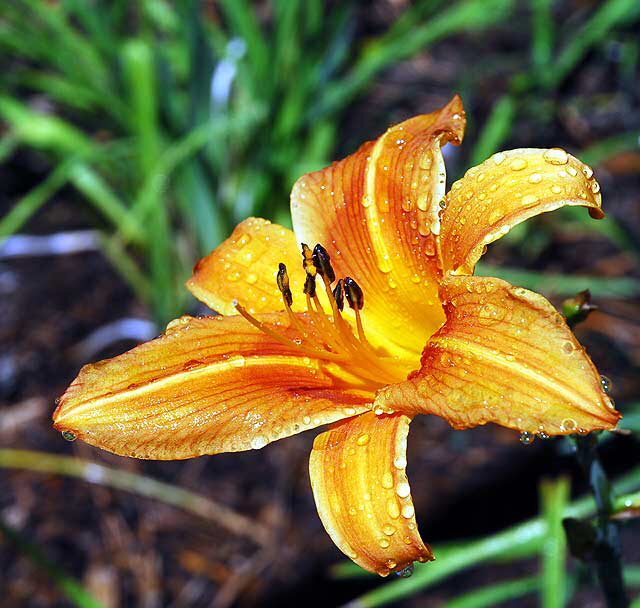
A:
0,0,515,324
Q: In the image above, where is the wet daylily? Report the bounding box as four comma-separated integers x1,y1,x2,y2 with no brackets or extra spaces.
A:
53,96,620,577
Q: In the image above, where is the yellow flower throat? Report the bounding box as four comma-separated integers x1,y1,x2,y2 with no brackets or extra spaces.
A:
233,243,407,391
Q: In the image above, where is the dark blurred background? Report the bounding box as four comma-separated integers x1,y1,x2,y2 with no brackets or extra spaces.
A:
1,1,639,606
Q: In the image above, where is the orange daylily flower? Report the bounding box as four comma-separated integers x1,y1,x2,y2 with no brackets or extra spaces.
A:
53,96,620,577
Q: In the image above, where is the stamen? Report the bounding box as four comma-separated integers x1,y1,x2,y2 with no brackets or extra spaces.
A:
276,263,293,306
301,243,317,277
304,273,317,298
333,279,344,311
344,277,368,345
344,277,364,310
233,301,343,362
312,244,336,284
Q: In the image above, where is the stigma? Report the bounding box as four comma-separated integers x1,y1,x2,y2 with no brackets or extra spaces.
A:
233,243,405,389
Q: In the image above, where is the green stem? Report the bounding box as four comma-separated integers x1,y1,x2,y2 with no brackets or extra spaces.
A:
564,299,629,608
573,435,629,608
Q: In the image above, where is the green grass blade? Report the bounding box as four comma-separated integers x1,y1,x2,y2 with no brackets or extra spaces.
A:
0,162,73,238
475,263,640,298
314,0,515,119
68,164,145,244
0,95,93,154
540,478,570,608
469,94,517,166
446,576,539,608
334,466,640,607
0,518,104,608
531,0,554,87
578,131,640,167
550,0,640,87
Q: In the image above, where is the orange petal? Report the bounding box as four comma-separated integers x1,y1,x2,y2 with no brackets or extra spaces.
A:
309,411,432,576
291,96,465,357
187,217,309,315
53,314,371,459
438,148,604,275
375,275,620,436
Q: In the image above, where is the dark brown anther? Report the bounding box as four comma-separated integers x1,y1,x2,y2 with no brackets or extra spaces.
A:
301,243,317,277
304,273,317,298
332,279,344,311
344,277,364,310
312,244,336,284
277,262,293,306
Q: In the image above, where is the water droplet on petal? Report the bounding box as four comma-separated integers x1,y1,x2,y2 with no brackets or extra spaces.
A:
381,472,394,489
387,499,400,519
543,148,569,165
492,152,506,165
519,431,534,445
62,430,76,442
396,482,411,498
401,504,415,519
397,564,414,578
378,538,390,548
561,418,577,432
539,431,549,440
562,341,574,354
356,433,370,446
510,158,527,171
251,435,268,449
600,375,612,394
382,524,397,536
528,173,542,184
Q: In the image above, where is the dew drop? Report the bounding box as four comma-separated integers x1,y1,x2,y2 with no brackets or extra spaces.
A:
382,524,397,536
229,355,246,367
393,456,407,469
61,430,76,442
600,375,612,394
510,158,527,171
386,559,397,569
397,564,414,578
551,185,563,194
251,435,268,450
519,431,534,445
539,431,549,440
378,538,390,549
402,199,413,212
561,418,577,432
387,499,400,519
396,482,411,498
543,148,569,165
401,504,415,519
562,341,574,354
528,173,542,184
356,433,370,446
591,181,600,194
582,165,594,179
492,152,506,165
381,472,394,489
